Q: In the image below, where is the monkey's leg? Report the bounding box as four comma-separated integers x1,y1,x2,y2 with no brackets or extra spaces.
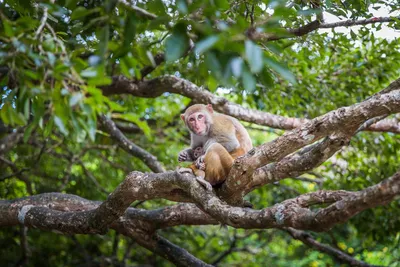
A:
178,165,213,191
204,143,234,185
193,169,213,191
230,147,246,159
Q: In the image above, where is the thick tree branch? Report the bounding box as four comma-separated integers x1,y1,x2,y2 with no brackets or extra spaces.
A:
2,169,397,234
99,115,165,173
222,87,400,200
244,134,347,196
0,193,210,266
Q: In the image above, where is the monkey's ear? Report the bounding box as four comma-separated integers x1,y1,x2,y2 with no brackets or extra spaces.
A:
180,114,185,121
207,104,213,113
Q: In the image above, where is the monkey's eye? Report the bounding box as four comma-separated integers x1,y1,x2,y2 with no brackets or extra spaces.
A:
198,114,204,119
189,118,195,122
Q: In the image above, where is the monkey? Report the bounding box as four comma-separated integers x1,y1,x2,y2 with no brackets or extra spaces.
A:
178,104,252,190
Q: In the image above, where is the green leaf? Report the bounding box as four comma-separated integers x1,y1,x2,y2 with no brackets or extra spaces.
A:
43,119,55,137
298,9,321,17
47,52,56,66
123,12,137,50
66,0,79,9
195,36,219,55
69,93,83,107
54,115,69,135
2,18,14,37
242,69,256,92
70,7,90,20
147,0,167,16
103,98,126,112
177,0,188,14
205,51,222,78
23,123,35,143
98,24,110,58
215,0,229,9
115,113,152,139
245,40,263,73
0,102,27,126
165,23,189,62
325,0,332,8
87,76,112,86
230,57,243,77
350,30,357,40
70,7,101,21
86,116,97,142
265,58,297,84
81,68,98,78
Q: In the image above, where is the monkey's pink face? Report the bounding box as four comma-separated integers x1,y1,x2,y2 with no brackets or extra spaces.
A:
187,112,208,136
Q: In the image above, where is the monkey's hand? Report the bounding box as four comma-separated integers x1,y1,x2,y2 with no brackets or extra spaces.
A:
178,149,193,162
195,155,206,171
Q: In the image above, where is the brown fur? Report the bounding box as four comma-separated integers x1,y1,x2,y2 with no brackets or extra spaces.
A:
180,104,252,186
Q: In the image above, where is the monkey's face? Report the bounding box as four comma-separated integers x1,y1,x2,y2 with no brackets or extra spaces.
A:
186,112,209,136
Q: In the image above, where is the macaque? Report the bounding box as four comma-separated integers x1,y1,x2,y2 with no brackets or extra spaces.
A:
178,104,252,189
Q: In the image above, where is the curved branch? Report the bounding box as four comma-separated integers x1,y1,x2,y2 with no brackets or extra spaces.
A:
1,170,398,233
246,134,347,196
99,115,165,173
99,75,400,134
252,16,399,42
0,193,211,266
223,88,400,199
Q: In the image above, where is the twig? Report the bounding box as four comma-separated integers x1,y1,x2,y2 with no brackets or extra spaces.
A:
35,5,49,37
285,228,376,267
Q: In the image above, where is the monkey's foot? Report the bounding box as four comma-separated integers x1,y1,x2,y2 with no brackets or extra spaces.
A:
196,177,213,191
178,167,194,174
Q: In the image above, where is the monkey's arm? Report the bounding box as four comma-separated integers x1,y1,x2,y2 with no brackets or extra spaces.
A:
178,148,195,162
178,133,206,162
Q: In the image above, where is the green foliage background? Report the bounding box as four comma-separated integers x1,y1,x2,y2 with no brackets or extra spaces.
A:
0,0,399,266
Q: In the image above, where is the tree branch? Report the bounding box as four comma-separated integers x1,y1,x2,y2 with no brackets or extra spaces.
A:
99,75,400,134
286,228,375,267
252,16,399,42
320,16,397,29
2,168,397,233
99,115,165,173
223,87,400,200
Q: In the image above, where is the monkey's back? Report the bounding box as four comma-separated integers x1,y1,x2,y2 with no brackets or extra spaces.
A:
212,113,253,153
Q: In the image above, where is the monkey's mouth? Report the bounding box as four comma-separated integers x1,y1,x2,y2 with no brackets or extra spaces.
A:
195,130,206,136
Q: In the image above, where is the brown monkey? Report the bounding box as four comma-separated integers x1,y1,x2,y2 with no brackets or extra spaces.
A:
178,104,252,189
